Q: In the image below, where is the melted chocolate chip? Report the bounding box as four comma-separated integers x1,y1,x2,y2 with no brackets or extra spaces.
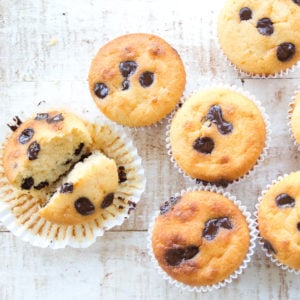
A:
297,222,300,231
74,143,84,156
257,18,274,36
74,197,95,216
119,61,138,78
19,128,34,144
101,193,114,209
193,137,214,154
160,196,180,215
275,193,295,208
207,105,233,135
165,245,199,266
239,7,252,21
94,83,109,99
139,72,154,88
21,177,34,190
118,166,127,183
263,239,277,254
122,79,130,90
27,141,40,160
277,42,296,62
47,113,64,124
34,181,49,190
60,182,74,193
34,113,49,121
203,217,233,241
293,0,300,5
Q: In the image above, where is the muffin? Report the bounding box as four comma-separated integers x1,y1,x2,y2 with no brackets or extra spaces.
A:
168,87,267,185
257,171,300,270
88,33,186,127
217,0,300,76
3,111,92,193
290,90,300,145
150,188,253,288
39,151,119,225
0,111,145,248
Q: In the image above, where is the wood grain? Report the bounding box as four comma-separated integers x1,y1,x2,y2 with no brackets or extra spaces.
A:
1,0,300,299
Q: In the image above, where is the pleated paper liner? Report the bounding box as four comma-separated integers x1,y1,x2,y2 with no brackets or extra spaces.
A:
0,119,145,249
255,173,300,275
166,83,271,187
147,185,257,293
288,88,300,151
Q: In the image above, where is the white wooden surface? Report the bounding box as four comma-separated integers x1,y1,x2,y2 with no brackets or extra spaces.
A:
1,0,300,299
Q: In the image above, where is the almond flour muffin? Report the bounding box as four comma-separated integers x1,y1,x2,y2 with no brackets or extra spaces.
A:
217,0,300,76
258,171,300,270
151,190,251,287
88,33,186,127
169,87,267,185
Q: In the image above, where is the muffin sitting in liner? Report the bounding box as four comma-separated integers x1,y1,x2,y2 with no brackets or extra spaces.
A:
150,188,255,290
168,87,268,186
0,110,145,248
217,0,300,76
88,33,186,127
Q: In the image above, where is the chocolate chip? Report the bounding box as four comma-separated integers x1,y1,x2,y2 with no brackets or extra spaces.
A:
94,83,109,99
122,79,130,90
139,71,154,88
160,196,180,215
118,166,127,183
165,245,199,266
101,193,114,209
292,0,300,6
193,137,214,154
119,61,138,78
34,113,49,121
74,197,95,216
207,105,233,135
34,181,49,190
239,7,252,21
74,143,84,156
275,193,295,208
21,177,34,190
263,239,277,254
7,116,23,132
277,42,296,62
297,222,300,231
19,128,34,144
27,141,40,160
47,113,64,124
60,182,74,193
203,217,233,241
256,18,274,36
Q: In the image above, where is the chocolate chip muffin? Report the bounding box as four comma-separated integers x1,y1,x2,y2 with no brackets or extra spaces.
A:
258,171,300,270
217,0,300,76
151,190,251,287
169,87,267,185
290,90,300,145
88,33,186,127
3,111,92,193
39,151,118,225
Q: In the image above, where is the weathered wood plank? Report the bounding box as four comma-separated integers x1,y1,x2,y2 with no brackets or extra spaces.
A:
0,231,300,300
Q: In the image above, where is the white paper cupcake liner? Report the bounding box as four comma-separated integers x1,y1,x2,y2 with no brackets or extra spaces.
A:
147,184,257,293
166,83,271,187
213,1,300,79
255,173,300,275
288,88,300,151
0,116,146,249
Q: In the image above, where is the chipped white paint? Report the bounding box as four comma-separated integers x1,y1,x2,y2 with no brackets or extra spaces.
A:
1,0,300,299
